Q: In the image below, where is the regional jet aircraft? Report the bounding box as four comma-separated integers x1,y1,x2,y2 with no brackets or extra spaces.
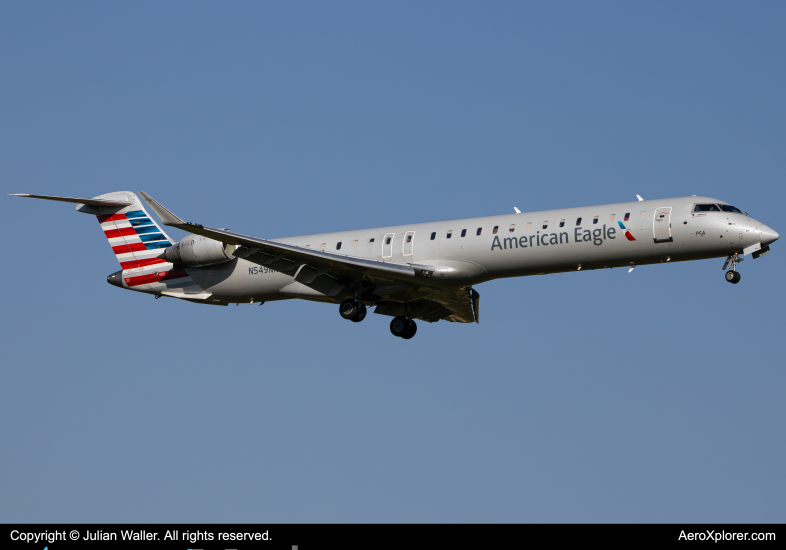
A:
10,191,779,339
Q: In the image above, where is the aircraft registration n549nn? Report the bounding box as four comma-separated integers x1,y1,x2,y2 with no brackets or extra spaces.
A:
10,191,779,339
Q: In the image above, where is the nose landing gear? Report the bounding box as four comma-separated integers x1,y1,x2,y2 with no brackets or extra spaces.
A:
722,253,743,284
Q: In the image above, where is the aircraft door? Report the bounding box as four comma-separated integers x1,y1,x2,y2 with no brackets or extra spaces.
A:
403,231,415,257
382,233,394,258
653,207,673,243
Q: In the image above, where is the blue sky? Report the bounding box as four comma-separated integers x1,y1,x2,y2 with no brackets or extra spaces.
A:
1,1,784,522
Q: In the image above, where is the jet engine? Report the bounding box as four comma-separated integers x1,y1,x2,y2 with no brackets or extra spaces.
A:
163,234,236,267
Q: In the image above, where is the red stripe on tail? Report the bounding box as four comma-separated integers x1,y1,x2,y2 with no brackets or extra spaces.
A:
119,258,168,270
125,268,188,288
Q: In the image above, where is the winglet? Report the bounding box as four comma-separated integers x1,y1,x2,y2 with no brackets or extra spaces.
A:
138,191,186,227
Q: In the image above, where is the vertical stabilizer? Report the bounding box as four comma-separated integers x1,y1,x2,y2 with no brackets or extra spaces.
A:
86,191,175,270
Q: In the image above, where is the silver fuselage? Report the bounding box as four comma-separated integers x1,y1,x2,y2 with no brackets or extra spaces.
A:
147,195,775,304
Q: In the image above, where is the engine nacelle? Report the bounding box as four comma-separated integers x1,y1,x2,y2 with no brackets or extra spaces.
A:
164,234,236,267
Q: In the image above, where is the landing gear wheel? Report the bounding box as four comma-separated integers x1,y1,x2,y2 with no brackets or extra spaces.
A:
390,316,409,337
351,304,367,322
725,270,741,284
339,299,362,320
390,317,417,339
401,320,417,339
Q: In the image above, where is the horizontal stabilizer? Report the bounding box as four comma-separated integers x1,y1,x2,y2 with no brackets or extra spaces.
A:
9,193,132,206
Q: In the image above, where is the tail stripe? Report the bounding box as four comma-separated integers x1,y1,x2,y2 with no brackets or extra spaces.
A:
124,268,189,288
94,196,173,270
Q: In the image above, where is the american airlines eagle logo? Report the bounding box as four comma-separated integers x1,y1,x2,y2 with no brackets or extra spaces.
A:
617,221,636,241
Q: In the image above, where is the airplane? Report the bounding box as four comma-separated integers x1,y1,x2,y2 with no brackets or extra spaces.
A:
10,191,779,339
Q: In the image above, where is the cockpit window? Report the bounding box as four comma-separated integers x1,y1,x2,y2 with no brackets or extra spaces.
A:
719,205,745,214
694,204,720,212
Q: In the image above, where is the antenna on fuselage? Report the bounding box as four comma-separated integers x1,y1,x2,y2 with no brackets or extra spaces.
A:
514,207,521,214
636,194,644,201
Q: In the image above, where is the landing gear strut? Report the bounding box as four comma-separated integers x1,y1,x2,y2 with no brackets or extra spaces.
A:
390,316,417,339
722,253,743,284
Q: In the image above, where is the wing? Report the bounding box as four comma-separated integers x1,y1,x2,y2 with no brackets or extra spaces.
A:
374,288,479,324
139,192,438,295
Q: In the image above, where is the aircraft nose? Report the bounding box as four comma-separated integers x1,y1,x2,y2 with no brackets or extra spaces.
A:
106,270,124,288
758,224,779,246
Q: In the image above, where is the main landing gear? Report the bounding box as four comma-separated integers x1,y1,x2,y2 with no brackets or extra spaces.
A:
339,294,417,339
339,298,367,322
390,316,417,339
722,253,743,284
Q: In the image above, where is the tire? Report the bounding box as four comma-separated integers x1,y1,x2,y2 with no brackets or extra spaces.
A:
732,271,741,284
340,299,361,320
725,270,736,283
390,316,408,337
401,320,417,339
351,304,367,322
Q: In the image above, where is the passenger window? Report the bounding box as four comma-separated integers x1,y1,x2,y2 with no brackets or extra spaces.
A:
369,238,375,243
336,242,342,250
542,221,548,229
385,237,391,245
406,235,412,243
624,213,630,221
477,227,482,236
609,214,615,223
430,232,436,240
576,217,582,226
509,224,515,233
305,245,311,248
592,216,599,224
493,226,499,234
320,243,326,251
526,222,532,231
447,230,452,239
639,211,646,220
559,219,565,228
461,229,467,237
694,204,720,212
352,240,358,248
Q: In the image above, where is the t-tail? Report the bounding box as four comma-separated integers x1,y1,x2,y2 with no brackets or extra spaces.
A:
9,191,193,291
